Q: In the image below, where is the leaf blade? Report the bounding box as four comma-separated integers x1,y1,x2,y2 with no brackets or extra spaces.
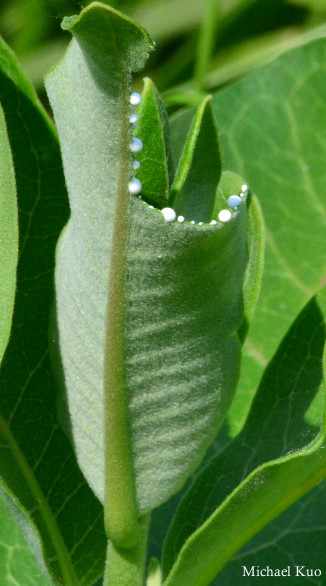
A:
171,96,222,222
0,31,106,585
46,2,155,547
47,4,251,534
133,77,175,209
163,289,326,585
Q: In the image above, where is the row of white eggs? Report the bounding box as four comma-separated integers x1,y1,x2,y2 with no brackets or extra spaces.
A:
128,92,248,224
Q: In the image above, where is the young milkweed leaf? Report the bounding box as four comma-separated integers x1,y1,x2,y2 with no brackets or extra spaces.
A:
171,96,221,222
46,2,251,552
133,77,174,209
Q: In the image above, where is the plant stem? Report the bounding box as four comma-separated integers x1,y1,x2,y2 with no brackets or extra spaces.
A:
194,0,219,90
103,514,150,586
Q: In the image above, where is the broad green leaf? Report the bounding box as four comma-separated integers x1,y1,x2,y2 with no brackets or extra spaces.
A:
171,96,221,222
46,1,250,547
0,486,50,585
215,479,326,583
170,36,326,437
0,104,17,364
121,189,247,516
0,33,106,585
162,289,326,585
212,36,326,435
133,77,174,209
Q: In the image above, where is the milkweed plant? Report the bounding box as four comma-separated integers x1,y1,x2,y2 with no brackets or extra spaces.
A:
1,2,326,585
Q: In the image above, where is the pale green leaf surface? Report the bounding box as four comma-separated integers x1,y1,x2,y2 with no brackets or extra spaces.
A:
46,2,250,521
123,191,247,514
0,33,106,585
0,104,17,365
133,77,174,209
163,288,326,585
45,1,155,513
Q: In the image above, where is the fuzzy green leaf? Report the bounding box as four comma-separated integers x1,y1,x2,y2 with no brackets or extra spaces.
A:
171,96,221,222
133,77,174,208
46,1,250,550
46,1,155,547
163,288,326,585
0,34,106,585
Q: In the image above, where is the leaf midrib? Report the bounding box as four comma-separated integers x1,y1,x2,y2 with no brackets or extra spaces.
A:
103,67,139,545
0,413,78,586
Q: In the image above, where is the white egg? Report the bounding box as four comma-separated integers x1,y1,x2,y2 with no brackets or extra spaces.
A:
133,160,141,170
161,208,177,222
227,195,242,209
130,138,143,153
130,113,138,124
218,209,232,223
177,216,185,223
130,92,142,106
128,178,142,195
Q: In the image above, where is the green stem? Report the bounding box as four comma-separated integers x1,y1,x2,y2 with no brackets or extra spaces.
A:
104,514,150,586
194,0,219,90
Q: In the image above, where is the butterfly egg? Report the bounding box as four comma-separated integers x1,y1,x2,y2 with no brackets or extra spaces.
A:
130,137,143,153
130,92,142,106
133,160,141,170
227,195,242,209
241,184,248,194
177,216,185,223
210,220,217,225
128,178,142,195
161,208,177,223
191,221,196,225
218,209,232,223
130,113,138,124
199,222,203,226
